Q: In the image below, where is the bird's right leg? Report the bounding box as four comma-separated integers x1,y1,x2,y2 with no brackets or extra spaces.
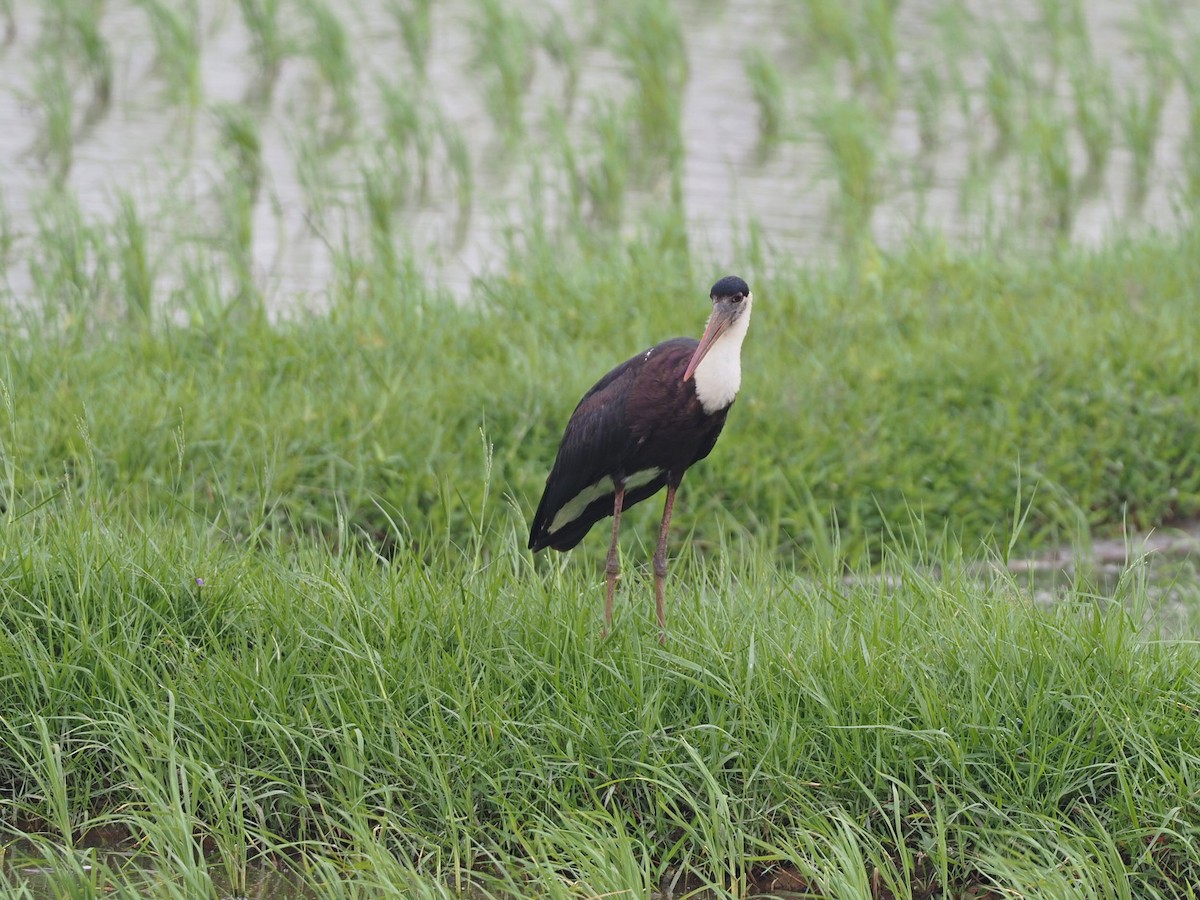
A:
603,484,625,636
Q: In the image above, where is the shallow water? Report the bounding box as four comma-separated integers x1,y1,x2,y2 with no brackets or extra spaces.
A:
1,0,1196,312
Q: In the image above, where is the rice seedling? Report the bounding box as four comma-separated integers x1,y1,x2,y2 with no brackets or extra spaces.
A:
1184,128,1200,208
214,102,263,202
860,0,898,114
468,0,534,145
611,0,687,170
1024,102,1075,237
1,0,14,45
388,0,433,79
1181,41,1200,206
376,75,432,203
743,47,785,147
796,0,858,67
361,154,406,281
291,126,336,224
236,0,291,103
1120,0,1176,204
30,58,73,183
540,8,580,115
1118,80,1167,206
983,40,1021,156
438,115,473,236
27,189,105,314
299,0,357,138
135,0,203,108
216,177,259,308
44,0,112,120
1036,0,1087,81
113,191,155,320
0,189,12,270
913,62,943,161
814,96,880,251
1069,54,1115,195
574,98,632,230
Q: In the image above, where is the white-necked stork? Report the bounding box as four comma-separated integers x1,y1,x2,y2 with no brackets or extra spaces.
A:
528,275,753,634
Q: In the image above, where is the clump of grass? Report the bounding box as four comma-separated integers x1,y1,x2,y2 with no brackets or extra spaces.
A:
814,96,880,250
743,48,785,147
212,105,263,304
135,0,203,108
361,153,407,282
27,189,105,314
540,9,580,114
913,63,943,155
983,41,1021,155
576,99,633,230
1,0,14,45
1069,54,1115,195
468,0,533,145
236,0,291,104
1024,103,1075,237
215,102,263,201
44,0,112,121
299,0,357,139
1118,81,1168,206
439,115,473,236
1036,0,1087,80
376,75,432,203
290,126,334,225
0,189,12,270
859,0,898,114
612,0,688,170
388,0,433,79
114,192,155,320
796,0,859,67
1120,0,1175,205
1181,40,1200,206
31,57,73,183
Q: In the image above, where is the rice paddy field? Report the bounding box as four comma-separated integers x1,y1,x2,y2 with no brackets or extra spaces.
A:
3,0,1200,896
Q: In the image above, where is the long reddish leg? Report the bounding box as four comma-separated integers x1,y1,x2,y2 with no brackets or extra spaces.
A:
603,485,625,636
652,483,678,639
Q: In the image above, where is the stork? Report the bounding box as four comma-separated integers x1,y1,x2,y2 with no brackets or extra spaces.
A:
528,275,753,635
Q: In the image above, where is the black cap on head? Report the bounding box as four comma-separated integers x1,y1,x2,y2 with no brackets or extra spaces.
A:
710,275,750,299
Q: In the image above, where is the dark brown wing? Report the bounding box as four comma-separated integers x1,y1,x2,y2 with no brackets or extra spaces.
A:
528,339,697,552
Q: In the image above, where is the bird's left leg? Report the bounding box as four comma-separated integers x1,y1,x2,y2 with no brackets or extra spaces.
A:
652,483,678,637
603,484,626,636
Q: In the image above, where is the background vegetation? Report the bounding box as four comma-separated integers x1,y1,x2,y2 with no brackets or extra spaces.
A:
1,0,1199,896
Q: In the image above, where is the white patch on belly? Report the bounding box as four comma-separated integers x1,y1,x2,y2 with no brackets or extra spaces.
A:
548,467,662,534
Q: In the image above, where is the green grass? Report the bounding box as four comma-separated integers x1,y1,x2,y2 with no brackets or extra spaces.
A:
31,57,73,183
4,217,1200,894
469,0,534,144
136,0,203,108
0,493,1198,897
236,0,292,103
743,48,785,147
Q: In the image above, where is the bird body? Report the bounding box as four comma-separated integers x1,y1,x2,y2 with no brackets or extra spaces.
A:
528,276,753,634
528,337,730,552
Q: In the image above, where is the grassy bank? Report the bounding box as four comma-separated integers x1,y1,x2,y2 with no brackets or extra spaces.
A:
0,501,1198,897
2,225,1200,896
4,224,1200,564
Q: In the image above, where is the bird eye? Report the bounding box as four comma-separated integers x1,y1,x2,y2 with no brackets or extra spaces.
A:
731,293,744,303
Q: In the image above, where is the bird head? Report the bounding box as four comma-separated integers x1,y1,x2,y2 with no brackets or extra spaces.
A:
683,276,752,382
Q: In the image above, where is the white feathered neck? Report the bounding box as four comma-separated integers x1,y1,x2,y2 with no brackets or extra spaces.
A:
692,293,752,415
